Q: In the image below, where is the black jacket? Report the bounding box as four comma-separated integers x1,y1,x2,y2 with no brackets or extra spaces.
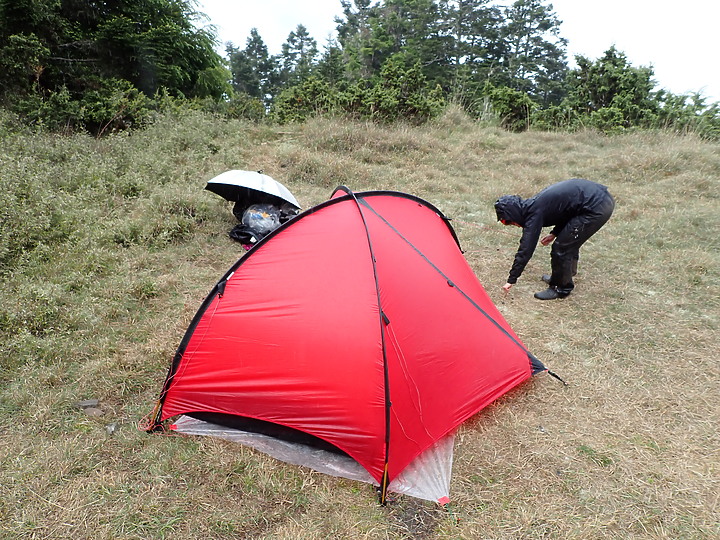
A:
494,179,611,283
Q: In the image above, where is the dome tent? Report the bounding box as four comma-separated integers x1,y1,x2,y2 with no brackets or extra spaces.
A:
145,187,556,503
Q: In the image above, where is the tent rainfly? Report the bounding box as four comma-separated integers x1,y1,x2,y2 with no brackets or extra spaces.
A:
145,187,559,504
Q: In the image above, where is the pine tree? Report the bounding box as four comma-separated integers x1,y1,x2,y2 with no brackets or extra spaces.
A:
315,41,346,86
227,29,276,103
336,0,376,80
437,0,506,96
499,0,568,105
279,24,319,86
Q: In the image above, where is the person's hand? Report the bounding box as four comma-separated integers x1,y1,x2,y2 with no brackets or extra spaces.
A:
540,233,556,246
502,282,513,293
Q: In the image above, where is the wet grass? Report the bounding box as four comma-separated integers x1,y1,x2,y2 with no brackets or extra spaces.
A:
0,108,718,538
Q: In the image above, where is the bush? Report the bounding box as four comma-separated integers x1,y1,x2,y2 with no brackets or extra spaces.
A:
11,79,156,135
14,86,84,134
0,174,73,275
474,83,537,132
198,93,266,122
361,57,446,124
651,91,720,140
587,106,627,133
531,104,578,131
271,77,339,123
271,57,445,125
82,79,155,134
0,33,49,101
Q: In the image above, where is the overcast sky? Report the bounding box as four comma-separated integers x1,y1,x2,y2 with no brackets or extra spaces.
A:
196,0,719,103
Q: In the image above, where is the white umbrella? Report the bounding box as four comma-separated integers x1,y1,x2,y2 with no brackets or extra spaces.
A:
205,170,300,209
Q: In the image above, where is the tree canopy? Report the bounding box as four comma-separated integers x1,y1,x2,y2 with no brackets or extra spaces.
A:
0,0,717,137
0,0,229,132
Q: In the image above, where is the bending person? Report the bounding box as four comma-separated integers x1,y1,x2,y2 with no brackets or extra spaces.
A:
494,178,615,300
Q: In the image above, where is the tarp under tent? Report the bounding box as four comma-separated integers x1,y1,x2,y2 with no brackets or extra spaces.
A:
145,187,555,504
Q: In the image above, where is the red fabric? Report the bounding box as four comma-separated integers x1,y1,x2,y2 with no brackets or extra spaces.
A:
160,192,533,483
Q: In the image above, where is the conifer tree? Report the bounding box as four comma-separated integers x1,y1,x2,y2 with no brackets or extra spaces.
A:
0,0,226,101
499,0,568,104
565,46,657,127
437,0,505,96
227,29,276,102
279,24,319,86
336,0,376,80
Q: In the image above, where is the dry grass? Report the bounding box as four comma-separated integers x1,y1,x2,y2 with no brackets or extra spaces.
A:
0,109,718,538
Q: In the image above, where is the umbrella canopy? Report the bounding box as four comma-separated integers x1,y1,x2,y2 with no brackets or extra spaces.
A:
205,170,300,209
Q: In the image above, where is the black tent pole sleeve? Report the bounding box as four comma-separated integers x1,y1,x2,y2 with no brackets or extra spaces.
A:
335,186,393,506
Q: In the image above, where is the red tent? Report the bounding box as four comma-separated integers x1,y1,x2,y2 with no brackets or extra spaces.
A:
147,188,550,503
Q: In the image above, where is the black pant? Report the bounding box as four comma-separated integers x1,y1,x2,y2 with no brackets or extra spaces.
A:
549,192,615,294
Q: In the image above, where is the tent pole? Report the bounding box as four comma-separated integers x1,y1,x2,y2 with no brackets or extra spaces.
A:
379,465,390,505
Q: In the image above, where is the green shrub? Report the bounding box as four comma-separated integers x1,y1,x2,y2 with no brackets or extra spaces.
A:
651,91,720,139
0,175,68,274
475,83,537,132
78,79,155,135
587,106,627,133
14,86,84,133
198,93,267,122
0,33,49,100
11,79,154,135
360,57,445,124
271,77,339,123
271,58,445,125
531,105,578,131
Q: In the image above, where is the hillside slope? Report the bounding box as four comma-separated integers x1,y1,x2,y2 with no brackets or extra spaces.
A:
1,110,718,538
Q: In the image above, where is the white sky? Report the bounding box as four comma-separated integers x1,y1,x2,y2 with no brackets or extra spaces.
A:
196,0,720,103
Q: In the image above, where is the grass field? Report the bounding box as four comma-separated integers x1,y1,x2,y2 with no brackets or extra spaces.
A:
1,108,718,538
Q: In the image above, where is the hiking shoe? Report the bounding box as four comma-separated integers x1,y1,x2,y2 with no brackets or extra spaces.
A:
541,274,551,284
534,288,568,300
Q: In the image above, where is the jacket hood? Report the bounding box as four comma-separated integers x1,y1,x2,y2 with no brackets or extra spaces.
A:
494,195,525,225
